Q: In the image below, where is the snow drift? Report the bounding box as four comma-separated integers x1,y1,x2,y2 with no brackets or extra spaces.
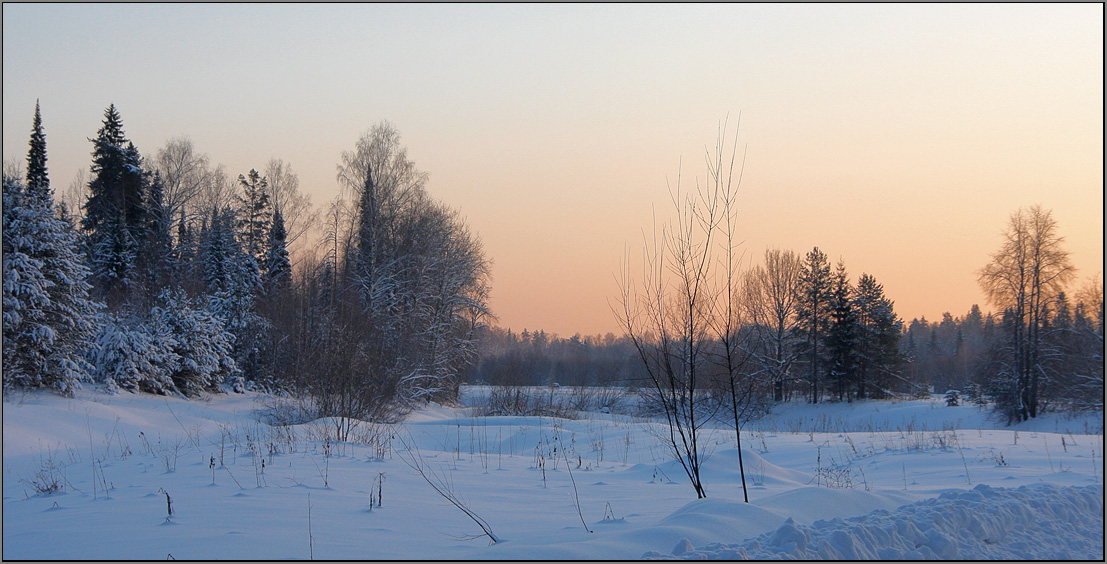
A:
647,483,1104,560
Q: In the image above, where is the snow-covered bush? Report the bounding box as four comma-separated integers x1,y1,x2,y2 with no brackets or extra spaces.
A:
89,294,240,397
90,315,179,395
945,389,960,407
151,291,238,396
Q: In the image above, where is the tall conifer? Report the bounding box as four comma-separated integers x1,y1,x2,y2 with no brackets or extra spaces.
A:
82,104,147,306
795,247,832,403
25,100,49,202
3,107,101,395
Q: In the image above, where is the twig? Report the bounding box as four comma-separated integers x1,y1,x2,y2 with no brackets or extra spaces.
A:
397,432,499,543
223,465,244,489
86,415,97,499
563,451,592,533
1043,437,1054,473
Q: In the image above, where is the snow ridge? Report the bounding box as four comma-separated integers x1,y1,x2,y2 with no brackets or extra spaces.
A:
648,483,1104,560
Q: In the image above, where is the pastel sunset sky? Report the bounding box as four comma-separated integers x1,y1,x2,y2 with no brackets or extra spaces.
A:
4,3,1102,336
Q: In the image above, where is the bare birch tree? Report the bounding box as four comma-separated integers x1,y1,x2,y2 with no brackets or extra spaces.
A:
152,136,209,226
743,248,803,401
264,158,317,257
978,205,1075,421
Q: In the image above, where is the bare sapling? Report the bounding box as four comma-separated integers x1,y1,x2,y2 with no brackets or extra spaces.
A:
615,117,747,500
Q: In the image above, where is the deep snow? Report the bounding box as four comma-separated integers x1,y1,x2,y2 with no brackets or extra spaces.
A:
3,387,1104,560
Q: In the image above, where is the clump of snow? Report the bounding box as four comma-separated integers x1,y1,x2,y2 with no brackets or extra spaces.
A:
652,483,1104,560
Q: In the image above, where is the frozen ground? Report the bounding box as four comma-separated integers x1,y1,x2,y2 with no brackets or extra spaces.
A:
3,386,1103,560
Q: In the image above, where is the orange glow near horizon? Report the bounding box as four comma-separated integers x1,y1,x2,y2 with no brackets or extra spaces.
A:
4,4,1102,337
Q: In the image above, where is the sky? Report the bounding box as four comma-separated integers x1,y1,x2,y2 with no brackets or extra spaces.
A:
3,3,1103,337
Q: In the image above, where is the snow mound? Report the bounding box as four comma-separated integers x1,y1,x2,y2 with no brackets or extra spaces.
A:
649,483,1104,560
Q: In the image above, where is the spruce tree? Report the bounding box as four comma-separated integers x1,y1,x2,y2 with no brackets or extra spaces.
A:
826,261,859,401
203,206,265,385
4,106,101,394
354,168,384,315
3,170,100,394
26,100,49,201
236,169,272,265
795,247,832,403
356,168,377,278
201,208,233,295
263,207,292,297
854,273,902,398
82,104,147,307
135,171,172,305
173,211,199,294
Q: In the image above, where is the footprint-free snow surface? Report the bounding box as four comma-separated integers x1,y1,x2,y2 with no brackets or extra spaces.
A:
3,387,1103,560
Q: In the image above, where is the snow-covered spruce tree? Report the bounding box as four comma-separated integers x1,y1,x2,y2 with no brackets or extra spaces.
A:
2,106,101,396
171,211,199,293
89,314,178,395
201,206,268,387
150,291,238,396
88,292,238,397
82,104,148,308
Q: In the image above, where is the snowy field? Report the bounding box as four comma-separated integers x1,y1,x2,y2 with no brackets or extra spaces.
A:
3,386,1103,560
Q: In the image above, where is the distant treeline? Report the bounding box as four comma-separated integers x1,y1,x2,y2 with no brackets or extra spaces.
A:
469,247,1103,421
463,328,647,388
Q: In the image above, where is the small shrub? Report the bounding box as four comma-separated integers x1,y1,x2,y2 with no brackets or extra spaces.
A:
21,455,65,495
